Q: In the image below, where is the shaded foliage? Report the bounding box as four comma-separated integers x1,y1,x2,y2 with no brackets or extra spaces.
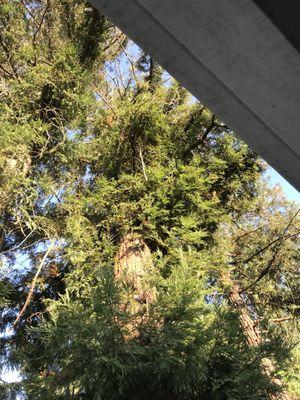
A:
0,1,299,399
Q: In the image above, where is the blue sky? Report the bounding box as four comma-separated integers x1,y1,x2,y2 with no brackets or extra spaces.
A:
266,167,300,203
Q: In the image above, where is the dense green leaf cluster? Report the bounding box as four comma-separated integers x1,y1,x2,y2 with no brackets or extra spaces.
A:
0,1,299,399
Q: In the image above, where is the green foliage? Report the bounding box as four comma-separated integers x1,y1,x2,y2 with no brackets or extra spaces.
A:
0,1,299,399
21,255,275,400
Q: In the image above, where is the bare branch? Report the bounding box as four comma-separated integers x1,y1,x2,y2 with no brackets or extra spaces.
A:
33,4,49,43
240,209,300,292
13,241,55,327
234,208,299,266
139,147,148,181
269,316,293,323
117,38,139,85
19,0,35,20
0,230,35,255
95,91,118,119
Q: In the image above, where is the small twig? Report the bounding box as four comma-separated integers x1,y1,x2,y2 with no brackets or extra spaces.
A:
0,63,14,78
117,39,139,84
95,91,118,119
234,225,264,242
26,310,46,322
269,316,292,323
139,147,148,181
0,230,35,255
106,69,123,99
33,4,49,43
20,0,35,20
13,242,55,327
102,32,124,53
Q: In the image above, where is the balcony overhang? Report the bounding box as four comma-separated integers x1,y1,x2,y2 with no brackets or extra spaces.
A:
90,0,300,191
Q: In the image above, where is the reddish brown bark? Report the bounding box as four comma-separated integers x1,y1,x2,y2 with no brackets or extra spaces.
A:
114,233,154,302
114,233,155,339
222,271,291,400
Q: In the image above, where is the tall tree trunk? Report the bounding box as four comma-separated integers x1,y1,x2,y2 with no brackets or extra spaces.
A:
221,271,292,400
114,233,155,338
114,233,153,302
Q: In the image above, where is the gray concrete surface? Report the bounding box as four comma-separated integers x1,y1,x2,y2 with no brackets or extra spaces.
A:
90,0,300,191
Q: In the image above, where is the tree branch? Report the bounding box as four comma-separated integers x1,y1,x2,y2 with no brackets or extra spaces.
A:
95,91,118,119
183,114,216,157
235,225,299,266
240,209,299,292
19,0,35,20
139,147,148,181
269,316,293,323
13,242,55,327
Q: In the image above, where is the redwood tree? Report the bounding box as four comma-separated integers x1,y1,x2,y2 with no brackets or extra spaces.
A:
0,1,299,399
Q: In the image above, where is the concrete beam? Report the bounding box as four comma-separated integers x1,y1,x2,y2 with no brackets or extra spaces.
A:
90,0,300,191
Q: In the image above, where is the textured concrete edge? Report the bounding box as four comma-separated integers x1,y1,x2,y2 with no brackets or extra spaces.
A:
90,0,300,191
